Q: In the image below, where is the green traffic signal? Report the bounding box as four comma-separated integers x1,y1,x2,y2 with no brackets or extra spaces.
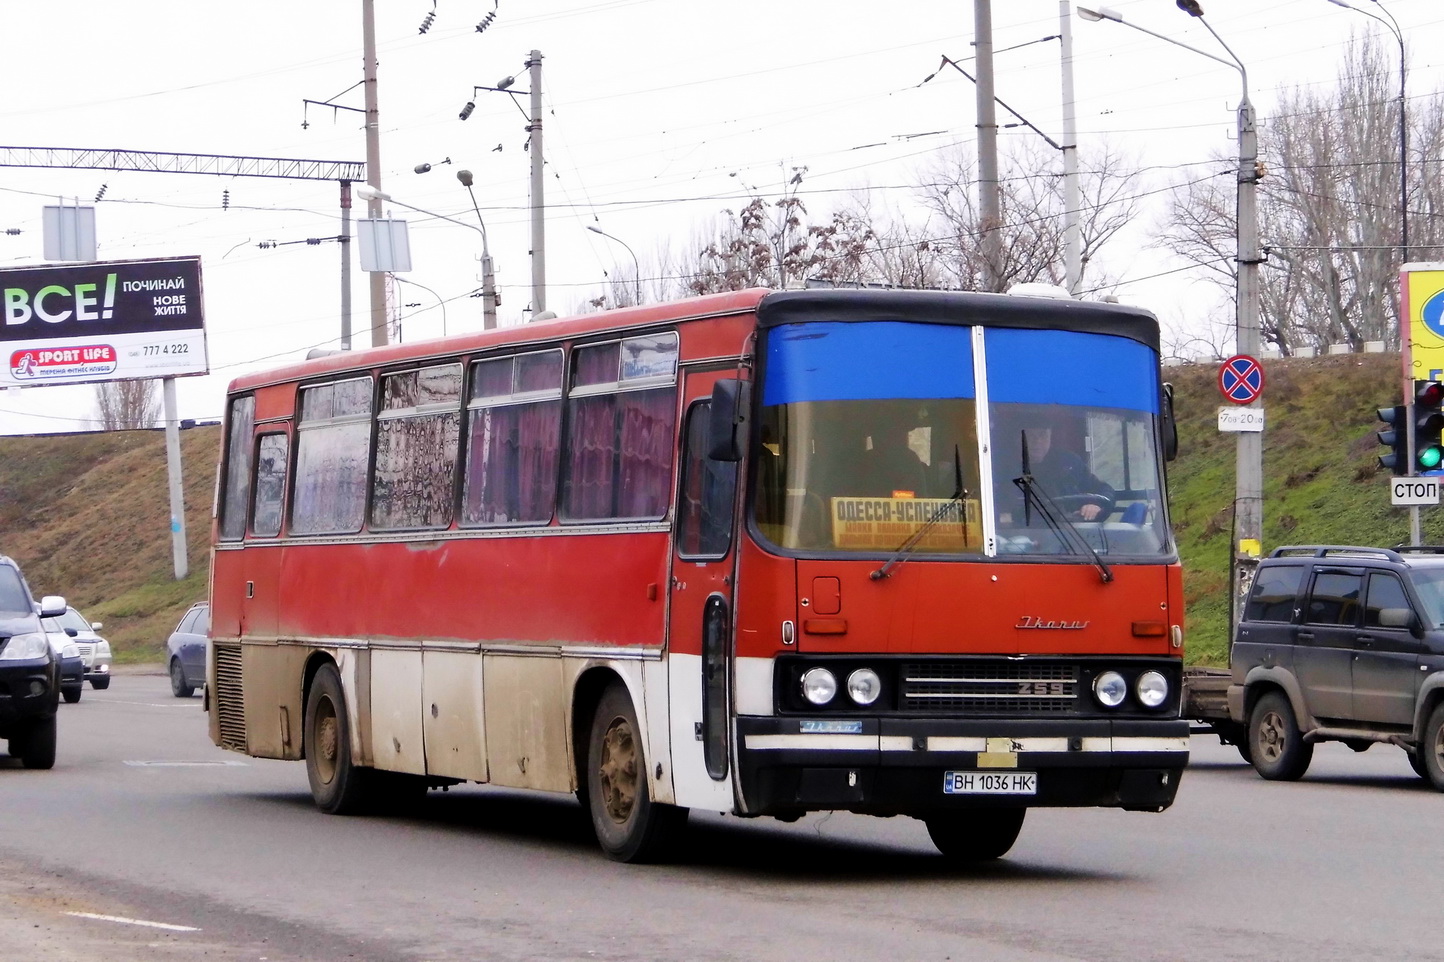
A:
1416,379,1444,474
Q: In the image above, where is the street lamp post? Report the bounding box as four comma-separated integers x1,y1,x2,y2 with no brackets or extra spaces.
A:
355,182,497,331
456,170,499,330
1327,0,1406,261
1326,0,1414,542
587,225,642,306
392,274,448,338
1079,4,1263,626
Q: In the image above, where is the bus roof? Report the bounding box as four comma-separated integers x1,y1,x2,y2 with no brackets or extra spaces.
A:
225,286,1159,395
757,288,1160,351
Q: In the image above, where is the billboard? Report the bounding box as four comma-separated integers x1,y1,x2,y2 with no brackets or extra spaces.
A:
0,256,207,388
1402,263,1444,383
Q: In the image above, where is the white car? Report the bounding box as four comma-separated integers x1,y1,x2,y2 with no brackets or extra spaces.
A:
45,606,112,690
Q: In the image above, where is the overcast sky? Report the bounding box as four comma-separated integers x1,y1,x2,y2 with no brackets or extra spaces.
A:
0,0,1440,434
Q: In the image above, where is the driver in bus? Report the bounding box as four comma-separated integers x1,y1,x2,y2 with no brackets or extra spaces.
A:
998,420,1115,522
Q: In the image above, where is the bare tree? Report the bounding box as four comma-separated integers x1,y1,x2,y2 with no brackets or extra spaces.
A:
1159,35,1444,355
95,379,159,430
613,141,1142,300
917,140,1140,293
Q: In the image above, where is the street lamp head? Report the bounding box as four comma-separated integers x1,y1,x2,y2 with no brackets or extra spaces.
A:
1177,0,1205,16
354,184,389,203
586,225,604,236
457,169,474,188
1077,6,1123,23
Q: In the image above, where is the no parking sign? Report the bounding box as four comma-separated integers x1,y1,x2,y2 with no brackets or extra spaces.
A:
1218,354,1265,405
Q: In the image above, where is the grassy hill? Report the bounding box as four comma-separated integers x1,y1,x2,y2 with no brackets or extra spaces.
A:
0,425,218,661
0,352,1423,663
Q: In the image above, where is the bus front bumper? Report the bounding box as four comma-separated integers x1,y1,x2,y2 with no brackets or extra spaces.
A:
734,715,1188,817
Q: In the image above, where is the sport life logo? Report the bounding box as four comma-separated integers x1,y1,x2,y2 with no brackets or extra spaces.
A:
9,345,117,381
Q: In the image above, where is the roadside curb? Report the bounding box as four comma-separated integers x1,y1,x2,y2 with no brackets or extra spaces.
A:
111,663,166,676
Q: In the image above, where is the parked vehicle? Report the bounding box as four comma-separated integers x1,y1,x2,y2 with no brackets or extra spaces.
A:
0,555,64,768
39,615,84,704
42,606,111,690
166,601,208,698
1192,545,1444,786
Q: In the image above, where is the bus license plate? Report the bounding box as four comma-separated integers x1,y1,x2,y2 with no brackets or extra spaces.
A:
943,771,1037,795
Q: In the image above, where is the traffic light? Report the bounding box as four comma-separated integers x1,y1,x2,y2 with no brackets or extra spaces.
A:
1378,404,1408,474
1416,380,1444,474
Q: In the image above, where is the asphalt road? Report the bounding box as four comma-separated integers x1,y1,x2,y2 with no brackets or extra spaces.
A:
4,674,1442,962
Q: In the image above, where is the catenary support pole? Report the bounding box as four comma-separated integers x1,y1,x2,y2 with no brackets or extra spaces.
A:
363,0,388,346
340,180,353,350
528,49,546,315
974,0,1002,293
1060,1,1082,293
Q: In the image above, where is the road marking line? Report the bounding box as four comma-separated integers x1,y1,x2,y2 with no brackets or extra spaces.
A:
122,760,249,767
65,911,200,932
106,700,201,709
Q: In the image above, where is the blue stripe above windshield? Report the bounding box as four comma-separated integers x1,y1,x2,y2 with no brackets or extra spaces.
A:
762,321,974,405
984,328,1158,413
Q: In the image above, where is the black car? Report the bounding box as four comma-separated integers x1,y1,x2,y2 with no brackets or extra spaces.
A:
166,601,208,698
1230,544,1444,787
0,555,64,768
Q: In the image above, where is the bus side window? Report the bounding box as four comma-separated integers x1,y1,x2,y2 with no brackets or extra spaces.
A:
219,395,256,541
461,350,564,526
562,334,679,522
677,400,738,558
251,432,289,538
371,363,463,530
292,377,374,536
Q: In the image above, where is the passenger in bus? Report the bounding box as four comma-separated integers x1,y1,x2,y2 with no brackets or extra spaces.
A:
858,418,932,500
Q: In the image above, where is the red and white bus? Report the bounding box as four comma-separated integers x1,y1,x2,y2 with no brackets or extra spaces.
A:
206,286,1188,862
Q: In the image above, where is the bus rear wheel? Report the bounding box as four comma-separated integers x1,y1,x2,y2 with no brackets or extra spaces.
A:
305,663,375,815
924,808,1026,861
586,683,687,863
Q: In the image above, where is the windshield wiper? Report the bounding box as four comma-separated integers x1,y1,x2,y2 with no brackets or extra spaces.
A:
1013,469,1113,584
871,447,967,581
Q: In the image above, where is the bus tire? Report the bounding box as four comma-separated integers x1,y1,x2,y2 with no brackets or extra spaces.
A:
924,808,1025,861
305,663,374,815
586,683,687,863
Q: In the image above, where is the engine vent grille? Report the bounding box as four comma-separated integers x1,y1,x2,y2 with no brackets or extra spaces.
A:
213,643,246,752
900,661,1079,714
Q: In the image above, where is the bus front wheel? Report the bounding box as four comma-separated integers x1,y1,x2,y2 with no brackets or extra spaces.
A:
586,683,688,863
305,663,374,815
924,808,1026,860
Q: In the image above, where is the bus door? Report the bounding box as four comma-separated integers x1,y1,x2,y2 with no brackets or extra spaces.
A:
667,370,742,808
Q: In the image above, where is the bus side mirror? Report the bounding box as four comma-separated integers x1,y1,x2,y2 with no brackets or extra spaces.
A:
1161,382,1179,462
708,379,751,462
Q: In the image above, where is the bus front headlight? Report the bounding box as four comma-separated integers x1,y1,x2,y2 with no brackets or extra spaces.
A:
1093,670,1127,708
1136,670,1169,709
801,668,838,706
846,668,882,706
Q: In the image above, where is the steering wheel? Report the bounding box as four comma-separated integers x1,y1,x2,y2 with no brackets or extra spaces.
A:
1051,493,1114,519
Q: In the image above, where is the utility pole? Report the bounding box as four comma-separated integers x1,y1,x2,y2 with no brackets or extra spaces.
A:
1060,1,1082,293
1234,86,1264,620
528,49,546,315
973,0,1003,293
362,0,388,346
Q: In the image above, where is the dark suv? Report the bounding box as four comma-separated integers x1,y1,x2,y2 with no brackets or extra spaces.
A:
1229,545,1444,786
0,555,65,769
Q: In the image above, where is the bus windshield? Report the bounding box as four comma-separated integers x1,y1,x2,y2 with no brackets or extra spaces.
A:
754,320,1171,558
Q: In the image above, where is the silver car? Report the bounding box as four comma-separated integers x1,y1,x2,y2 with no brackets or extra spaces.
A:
44,606,112,690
